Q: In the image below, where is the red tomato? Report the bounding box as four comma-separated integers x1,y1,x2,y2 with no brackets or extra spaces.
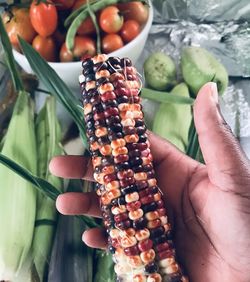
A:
52,0,75,10
72,0,87,10
118,2,149,25
3,8,36,51
120,20,140,43
77,16,96,35
102,34,124,54
30,1,58,37
99,6,123,34
32,35,57,62
60,36,96,62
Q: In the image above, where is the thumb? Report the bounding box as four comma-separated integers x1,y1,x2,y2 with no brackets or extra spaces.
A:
193,82,250,191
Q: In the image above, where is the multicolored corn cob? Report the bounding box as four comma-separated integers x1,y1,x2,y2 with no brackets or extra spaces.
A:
79,54,188,282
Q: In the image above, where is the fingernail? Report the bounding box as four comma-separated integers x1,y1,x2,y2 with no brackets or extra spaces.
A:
209,82,218,104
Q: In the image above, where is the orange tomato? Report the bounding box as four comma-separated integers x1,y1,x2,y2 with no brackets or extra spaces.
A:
118,2,149,25
32,35,57,62
99,6,124,34
60,36,96,62
120,20,140,43
30,1,58,37
3,8,36,51
102,34,124,54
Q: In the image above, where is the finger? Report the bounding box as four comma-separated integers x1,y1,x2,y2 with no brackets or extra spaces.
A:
56,192,101,217
194,82,250,190
82,227,107,249
49,155,94,181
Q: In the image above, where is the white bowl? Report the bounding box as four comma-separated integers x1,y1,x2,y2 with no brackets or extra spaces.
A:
13,2,153,92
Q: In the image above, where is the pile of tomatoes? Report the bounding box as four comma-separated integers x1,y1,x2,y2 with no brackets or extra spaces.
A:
3,0,149,63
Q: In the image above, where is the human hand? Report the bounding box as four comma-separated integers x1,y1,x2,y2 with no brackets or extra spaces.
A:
50,82,250,282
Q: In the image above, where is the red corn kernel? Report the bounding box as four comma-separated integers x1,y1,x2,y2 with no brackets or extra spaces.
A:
156,200,165,209
100,145,112,156
114,87,129,97
126,200,141,211
147,171,155,179
94,112,105,121
124,245,140,256
102,165,115,175
123,126,136,135
158,208,167,217
113,79,126,88
101,91,116,102
138,238,153,252
140,194,154,205
157,249,174,260
137,143,148,151
103,173,117,184
147,219,161,229
130,104,141,111
115,219,131,230
155,242,170,252
104,107,119,117
111,238,120,248
147,153,153,161
124,134,139,143
138,189,148,198
141,149,150,157
114,154,129,163
114,212,128,223
120,177,135,188
117,169,134,180
112,146,128,157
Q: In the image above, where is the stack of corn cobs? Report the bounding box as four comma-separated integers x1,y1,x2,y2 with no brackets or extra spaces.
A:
80,54,189,282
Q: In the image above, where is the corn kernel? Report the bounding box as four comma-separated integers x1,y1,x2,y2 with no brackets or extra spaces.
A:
125,192,139,203
135,229,150,241
99,83,114,94
96,69,110,79
120,236,137,248
128,209,144,220
140,249,155,264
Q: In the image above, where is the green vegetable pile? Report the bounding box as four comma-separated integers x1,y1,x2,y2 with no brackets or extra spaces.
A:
142,48,229,155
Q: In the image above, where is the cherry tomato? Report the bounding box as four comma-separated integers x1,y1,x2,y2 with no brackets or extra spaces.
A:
52,0,75,10
72,0,87,10
77,16,96,35
60,36,96,62
99,6,123,34
120,20,140,43
118,2,149,25
32,35,57,62
102,34,124,54
30,1,58,37
3,8,36,51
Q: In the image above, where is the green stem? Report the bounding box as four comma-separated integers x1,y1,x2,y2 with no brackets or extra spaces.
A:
186,116,200,160
0,17,24,92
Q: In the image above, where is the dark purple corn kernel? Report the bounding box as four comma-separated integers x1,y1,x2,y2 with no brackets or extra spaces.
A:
143,164,153,172
133,165,144,173
156,200,165,209
128,149,141,158
166,230,173,240
136,125,147,135
169,274,183,282
85,74,96,82
121,184,137,195
86,128,95,136
115,220,131,230
105,115,121,125
101,91,116,102
114,87,129,97
108,245,116,254
149,186,159,194
139,134,147,143
86,120,95,129
83,97,90,104
120,177,135,188
91,150,100,157
117,95,129,103
153,235,168,245
114,212,128,223
101,156,113,166
114,154,129,164
142,202,157,213
104,173,117,184
82,57,93,67
86,88,98,97
95,119,106,128
90,95,101,105
120,57,132,67
92,104,103,113
102,100,118,109
115,162,130,171
150,226,165,239
145,262,158,274
129,157,143,167
97,136,110,146
93,61,108,72
113,80,126,89
105,108,119,117
111,196,126,206
136,180,148,190
133,217,147,230
96,77,109,86
84,113,93,122
93,112,105,121
108,123,123,133
108,132,124,141
135,119,144,127
94,165,102,173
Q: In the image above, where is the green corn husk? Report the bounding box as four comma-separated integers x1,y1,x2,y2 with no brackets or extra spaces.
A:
0,90,37,281
94,251,115,282
152,83,192,152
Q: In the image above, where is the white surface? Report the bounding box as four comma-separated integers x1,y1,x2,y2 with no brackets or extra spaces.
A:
13,1,153,92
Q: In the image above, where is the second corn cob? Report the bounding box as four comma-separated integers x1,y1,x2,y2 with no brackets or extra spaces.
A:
80,54,188,282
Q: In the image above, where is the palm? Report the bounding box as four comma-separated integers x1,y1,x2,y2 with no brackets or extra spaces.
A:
156,150,250,282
